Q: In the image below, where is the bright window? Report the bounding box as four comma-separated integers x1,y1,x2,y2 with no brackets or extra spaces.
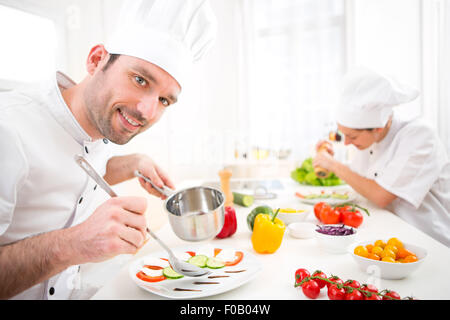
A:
0,4,57,83
238,0,346,161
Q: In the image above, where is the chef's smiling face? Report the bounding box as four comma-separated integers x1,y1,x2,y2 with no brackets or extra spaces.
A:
83,46,181,145
337,124,382,150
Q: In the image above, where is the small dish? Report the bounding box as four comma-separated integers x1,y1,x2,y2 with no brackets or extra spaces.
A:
276,204,311,225
315,224,358,254
288,222,316,239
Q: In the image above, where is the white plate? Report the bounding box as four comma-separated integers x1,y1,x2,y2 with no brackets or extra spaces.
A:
299,191,356,206
129,245,262,299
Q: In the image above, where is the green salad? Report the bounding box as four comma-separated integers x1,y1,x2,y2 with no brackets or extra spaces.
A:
291,157,344,186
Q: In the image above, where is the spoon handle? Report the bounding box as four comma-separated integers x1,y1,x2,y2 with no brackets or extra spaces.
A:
75,155,118,198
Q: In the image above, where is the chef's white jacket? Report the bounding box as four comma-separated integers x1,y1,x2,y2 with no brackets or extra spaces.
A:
0,72,112,299
351,114,450,246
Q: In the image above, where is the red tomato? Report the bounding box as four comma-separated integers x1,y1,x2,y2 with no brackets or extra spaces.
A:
365,292,383,300
344,279,361,289
136,271,166,283
295,268,311,285
341,210,364,228
319,207,341,224
382,290,401,300
345,289,364,300
361,283,378,293
327,284,346,300
314,202,328,220
312,270,327,288
301,279,320,299
326,275,344,288
224,251,244,266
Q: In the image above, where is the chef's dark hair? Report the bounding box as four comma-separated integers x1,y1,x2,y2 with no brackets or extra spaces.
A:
102,53,121,72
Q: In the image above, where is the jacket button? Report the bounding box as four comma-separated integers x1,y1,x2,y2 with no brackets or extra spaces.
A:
94,184,97,191
78,197,83,204
374,172,378,177
85,146,89,153
49,287,55,295
103,138,109,144
370,150,373,155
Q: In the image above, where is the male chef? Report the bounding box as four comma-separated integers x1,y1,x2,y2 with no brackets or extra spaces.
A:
0,0,217,299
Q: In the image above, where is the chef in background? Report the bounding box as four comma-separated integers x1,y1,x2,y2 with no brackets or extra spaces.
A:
0,0,217,299
314,67,450,246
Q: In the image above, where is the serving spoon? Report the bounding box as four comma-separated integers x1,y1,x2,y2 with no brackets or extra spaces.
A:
74,155,211,278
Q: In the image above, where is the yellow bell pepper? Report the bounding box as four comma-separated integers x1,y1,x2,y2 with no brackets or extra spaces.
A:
251,209,286,254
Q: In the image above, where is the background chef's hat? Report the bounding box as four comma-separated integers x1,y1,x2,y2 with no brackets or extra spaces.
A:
105,0,217,88
335,67,419,129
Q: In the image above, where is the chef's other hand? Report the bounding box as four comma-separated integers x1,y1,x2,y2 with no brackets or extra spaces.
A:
67,196,148,264
316,140,334,156
136,155,175,200
313,151,336,171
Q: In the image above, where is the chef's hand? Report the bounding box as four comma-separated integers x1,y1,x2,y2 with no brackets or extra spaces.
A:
135,155,175,200
316,140,334,155
313,151,336,171
67,196,148,264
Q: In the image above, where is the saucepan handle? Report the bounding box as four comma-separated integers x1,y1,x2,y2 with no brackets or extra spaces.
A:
134,170,173,198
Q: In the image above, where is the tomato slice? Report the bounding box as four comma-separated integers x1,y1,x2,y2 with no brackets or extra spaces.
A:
136,271,166,283
186,251,196,257
214,248,222,257
225,251,244,266
143,265,163,270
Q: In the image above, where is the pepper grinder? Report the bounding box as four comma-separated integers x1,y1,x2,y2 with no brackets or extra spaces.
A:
314,141,333,178
218,168,234,207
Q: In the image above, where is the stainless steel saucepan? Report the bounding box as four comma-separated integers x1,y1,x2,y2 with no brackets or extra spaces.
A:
134,171,225,242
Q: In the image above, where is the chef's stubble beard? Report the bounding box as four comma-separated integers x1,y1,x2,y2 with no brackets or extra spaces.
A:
83,87,138,145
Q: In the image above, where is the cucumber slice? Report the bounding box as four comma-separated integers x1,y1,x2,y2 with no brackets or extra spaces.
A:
188,255,208,268
162,267,184,279
233,192,254,207
206,257,225,269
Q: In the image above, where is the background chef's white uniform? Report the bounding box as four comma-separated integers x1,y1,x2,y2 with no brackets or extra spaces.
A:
351,113,450,246
0,72,111,299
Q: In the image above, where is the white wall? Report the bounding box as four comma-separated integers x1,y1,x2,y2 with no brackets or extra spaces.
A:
347,0,422,120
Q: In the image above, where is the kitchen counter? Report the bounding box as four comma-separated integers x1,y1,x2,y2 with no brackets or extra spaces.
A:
91,179,450,300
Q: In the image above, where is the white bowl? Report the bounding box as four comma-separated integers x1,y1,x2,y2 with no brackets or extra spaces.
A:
315,225,358,254
349,241,427,280
288,222,316,239
276,205,311,225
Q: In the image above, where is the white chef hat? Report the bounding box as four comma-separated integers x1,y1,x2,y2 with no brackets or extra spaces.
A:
335,67,420,129
105,0,217,88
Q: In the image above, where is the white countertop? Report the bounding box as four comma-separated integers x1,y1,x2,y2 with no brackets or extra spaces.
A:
91,179,450,300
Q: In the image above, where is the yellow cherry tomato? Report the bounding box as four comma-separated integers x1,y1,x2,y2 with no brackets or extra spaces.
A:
387,237,404,249
381,256,396,263
380,248,396,260
384,244,398,255
371,246,384,256
365,244,374,253
354,245,369,258
374,240,386,249
403,255,419,263
367,253,380,261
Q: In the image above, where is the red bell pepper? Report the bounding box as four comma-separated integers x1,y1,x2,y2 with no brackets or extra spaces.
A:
216,206,237,238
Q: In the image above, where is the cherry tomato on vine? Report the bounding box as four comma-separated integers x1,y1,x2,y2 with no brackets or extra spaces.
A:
327,284,346,300
344,279,361,289
301,279,320,299
312,270,327,288
295,268,310,285
314,202,329,220
326,275,344,288
382,290,401,300
345,289,364,300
